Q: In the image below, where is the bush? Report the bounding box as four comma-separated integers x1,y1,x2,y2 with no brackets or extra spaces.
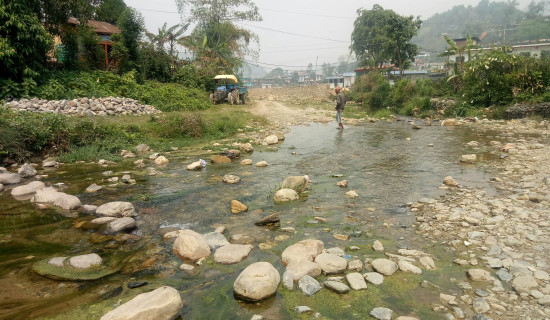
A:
349,72,391,110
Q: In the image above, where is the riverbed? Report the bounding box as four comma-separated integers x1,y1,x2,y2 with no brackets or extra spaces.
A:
0,119,542,319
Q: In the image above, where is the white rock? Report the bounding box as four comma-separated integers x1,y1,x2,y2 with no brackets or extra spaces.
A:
48,257,67,267
69,253,102,269
31,187,81,210
233,262,280,301
96,201,136,217
346,272,368,290
186,161,202,170
0,172,21,185
364,272,384,285
281,239,324,265
85,183,103,193
372,240,384,252
255,161,269,167
100,286,183,320
345,190,359,198
91,217,117,224
213,244,253,264
371,259,398,276
11,181,45,197
286,260,322,281
154,156,169,165
202,232,229,250
460,154,477,164
106,217,137,234
398,260,422,274
273,188,299,202
240,159,253,165
18,163,37,178
264,135,278,145
173,230,211,262
314,253,347,274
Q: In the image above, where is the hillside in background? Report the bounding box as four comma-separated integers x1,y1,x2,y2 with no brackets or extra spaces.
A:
413,0,549,54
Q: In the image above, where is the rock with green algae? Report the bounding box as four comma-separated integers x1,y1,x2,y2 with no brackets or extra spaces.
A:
32,255,120,281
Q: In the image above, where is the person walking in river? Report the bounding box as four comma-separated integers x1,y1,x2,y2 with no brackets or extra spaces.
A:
335,86,346,130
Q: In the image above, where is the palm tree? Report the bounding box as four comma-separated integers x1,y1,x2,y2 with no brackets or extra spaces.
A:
440,34,479,75
165,23,189,59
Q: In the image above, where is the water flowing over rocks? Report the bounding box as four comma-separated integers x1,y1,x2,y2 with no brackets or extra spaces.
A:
100,286,183,320
233,262,280,301
4,97,161,116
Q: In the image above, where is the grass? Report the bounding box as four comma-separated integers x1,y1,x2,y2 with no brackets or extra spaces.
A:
1,106,268,163
372,109,394,118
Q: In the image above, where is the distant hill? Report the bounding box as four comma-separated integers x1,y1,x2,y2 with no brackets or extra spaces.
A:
413,0,535,53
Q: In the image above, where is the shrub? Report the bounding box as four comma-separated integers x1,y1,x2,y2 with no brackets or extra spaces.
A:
350,72,391,110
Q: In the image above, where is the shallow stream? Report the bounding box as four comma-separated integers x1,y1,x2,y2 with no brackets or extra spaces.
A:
0,120,501,319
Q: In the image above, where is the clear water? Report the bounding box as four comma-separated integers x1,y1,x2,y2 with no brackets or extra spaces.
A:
0,121,501,319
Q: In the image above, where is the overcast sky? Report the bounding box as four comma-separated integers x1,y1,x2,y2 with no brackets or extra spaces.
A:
125,0,533,72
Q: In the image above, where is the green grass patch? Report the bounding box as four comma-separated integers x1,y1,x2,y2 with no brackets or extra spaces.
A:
372,109,394,118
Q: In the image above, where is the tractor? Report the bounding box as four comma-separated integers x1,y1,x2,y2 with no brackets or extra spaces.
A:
210,75,248,105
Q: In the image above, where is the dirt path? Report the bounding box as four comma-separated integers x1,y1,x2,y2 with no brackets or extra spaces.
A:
245,99,333,126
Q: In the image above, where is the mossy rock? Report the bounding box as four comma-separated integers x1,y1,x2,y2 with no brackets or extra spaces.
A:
32,258,121,281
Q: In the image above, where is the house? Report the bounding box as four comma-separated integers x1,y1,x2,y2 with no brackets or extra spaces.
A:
354,65,396,77
343,72,356,88
448,39,550,63
64,17,121,67
325,76,343,88
388,70,429,81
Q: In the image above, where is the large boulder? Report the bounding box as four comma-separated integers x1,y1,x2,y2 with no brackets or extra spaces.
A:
31,187,81,210
281,239,324,265
280,176,309,193
96,201,136,217
213,244,253,264
173,230,211,262
371,259,398,276
18,163,37,178
11,181,45,197
100,286,183,320
0,172,21,185
202,232,230,250
264,135,278,145
233,262,280,301
273,189,299,202
211,155,231,164
314,253,348,274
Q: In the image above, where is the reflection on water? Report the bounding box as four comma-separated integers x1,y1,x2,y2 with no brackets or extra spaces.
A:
0,120,501,319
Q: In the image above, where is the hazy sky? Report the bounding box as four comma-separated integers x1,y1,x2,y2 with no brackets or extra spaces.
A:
125,0,534,72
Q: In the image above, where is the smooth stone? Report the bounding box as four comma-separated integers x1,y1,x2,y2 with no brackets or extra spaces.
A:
443,176,459,187
460,154,477,163
512,274,539,294
0,172,21,185
11,181,45,197
348,259,363,272
69,253,102,269
211,155,231,164
496,269,513,282
86,183,103,193
255,161,269,167
42,160,58,167
467,269,494,281
240,159,253,165
202,232,229,250
398,260,422,274
280,176,309,193
255,213,280,226
18,163,37,178
273,188,299,202
370,307,393,320
364,272,384,285
100,286,183,320
283,271,294,290
154,156,169,165
82,205,98,213
179,263,195,271
31,187,81,210
96,201,136,217
473,297,491,313
346,272,368,290
231,200,248,214
230,234,254,245
286,260,322,281
223,174,240,184
281,239,324,265
213,244,253,264
371,259,398,276
91,217,117,224
173,230,211,262
186,161,202,170
293,306,313,314
233,262,280,301
106,217,136,234
48,257,67,267
372,240,384,252
264,135,278,145
324,280,350,294
420,256,436,270
298,275,322,296
314,253,347,274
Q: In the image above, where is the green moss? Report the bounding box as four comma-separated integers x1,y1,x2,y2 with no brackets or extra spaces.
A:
32,258,121,281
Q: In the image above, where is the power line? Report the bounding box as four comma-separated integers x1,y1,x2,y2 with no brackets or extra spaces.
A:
259,7,354,20
237,23,350,43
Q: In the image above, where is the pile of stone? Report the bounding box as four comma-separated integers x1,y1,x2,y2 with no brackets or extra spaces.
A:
3,97,161,116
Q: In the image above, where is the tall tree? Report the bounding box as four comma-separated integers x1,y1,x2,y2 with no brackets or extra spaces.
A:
0,1,53,82
351,5,421,76
116,7,144,73
95,0,127,24
175,0,262,74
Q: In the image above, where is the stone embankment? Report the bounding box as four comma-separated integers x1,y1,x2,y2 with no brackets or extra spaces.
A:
3,97,160,116
506,102,550,119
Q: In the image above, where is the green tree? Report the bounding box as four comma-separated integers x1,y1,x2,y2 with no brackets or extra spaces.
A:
516,17,550,41
0,1,53,83
351,5,421,76
116,7,144,73
176,0,262,74
440,34,478,75
95,0,127,24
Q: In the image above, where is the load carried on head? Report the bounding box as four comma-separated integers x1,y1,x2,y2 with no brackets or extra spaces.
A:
210,75,248,105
